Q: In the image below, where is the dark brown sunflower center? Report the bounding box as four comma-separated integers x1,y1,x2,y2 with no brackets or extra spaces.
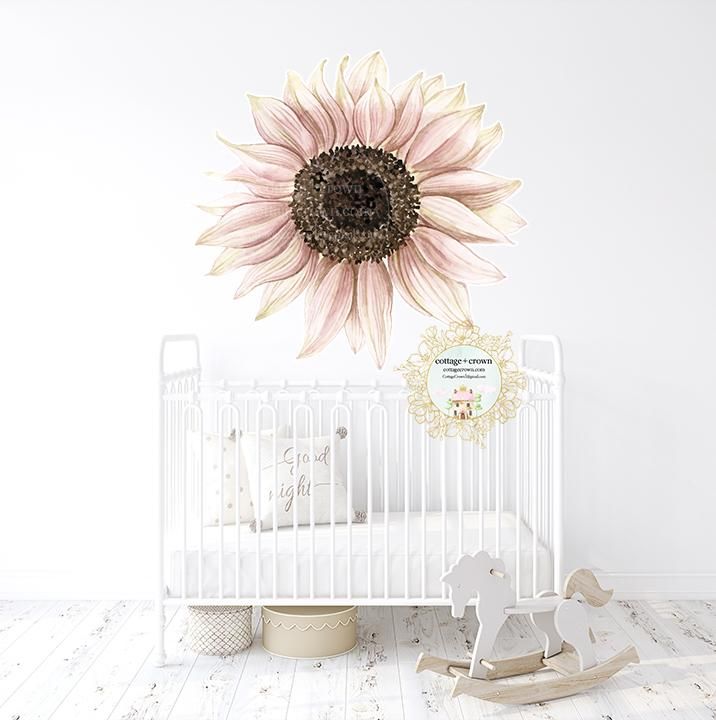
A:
323,169,391,231
291,145,420,263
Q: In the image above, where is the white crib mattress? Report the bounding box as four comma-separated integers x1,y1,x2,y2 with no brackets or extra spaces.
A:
166,511,553,601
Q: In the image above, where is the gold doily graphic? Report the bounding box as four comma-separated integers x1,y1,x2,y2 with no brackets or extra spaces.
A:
397,323,525,445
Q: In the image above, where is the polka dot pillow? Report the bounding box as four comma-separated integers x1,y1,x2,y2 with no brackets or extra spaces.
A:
196,427,289,526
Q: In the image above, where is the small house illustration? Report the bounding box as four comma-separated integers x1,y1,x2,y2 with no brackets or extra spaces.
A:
449,386,481,419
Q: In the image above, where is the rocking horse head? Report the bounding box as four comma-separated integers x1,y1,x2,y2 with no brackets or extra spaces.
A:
441,550,514,618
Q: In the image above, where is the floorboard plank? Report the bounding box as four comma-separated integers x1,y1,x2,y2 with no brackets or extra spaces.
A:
0,600,96,708
345,606,403,720
623,600,716,716
224,613,296,720
286,650,347,720
167,608,259,720
1,600,136,720
106,606,197,720
0,601,54,657
597,601,709,720
392,606,462,720
677,600,716,654
50,602,177,720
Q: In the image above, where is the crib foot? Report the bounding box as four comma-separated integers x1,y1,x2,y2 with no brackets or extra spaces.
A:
153,651,167,667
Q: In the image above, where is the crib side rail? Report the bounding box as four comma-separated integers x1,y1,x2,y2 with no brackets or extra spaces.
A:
158,335,202,624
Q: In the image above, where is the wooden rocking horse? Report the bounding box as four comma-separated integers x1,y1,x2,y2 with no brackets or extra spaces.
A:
416,551,639,704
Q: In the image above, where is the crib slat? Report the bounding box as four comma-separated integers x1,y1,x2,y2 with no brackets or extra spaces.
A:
234,406,241,601
309,419,316,600
496,423,502,559
181,400,187,600
383,405,390,600
330,413,336,601
421,429,427,600
403,412,410,600
458,438,463,558
479,443,485,551
367,409,373,601
532,402,538,598
516,409,523,600
271,421,278,601
291,407,302,601
440,438,446,600
217,406,225,601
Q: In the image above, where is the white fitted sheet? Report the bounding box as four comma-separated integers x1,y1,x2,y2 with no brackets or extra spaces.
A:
167,511,552,601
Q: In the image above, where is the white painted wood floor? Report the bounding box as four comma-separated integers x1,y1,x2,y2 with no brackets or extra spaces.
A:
0,599,714,719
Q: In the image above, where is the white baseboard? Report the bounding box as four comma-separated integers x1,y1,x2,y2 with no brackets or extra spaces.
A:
2,570,715,601
596,572,716,600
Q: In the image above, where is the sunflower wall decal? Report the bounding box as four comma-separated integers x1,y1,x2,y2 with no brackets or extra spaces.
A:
197,52,524,367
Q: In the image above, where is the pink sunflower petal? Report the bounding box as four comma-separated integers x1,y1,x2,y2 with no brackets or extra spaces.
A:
217,136,302,181
284,70,335,152
335,56,355,143
247,95,317,162
465,122,503,167
224,165,293,199
309,60,350,147
304,256,335,306
477,204,527,234
423,83,467,114
208,222,296,275
353,80,396,147
347,51,388,100
244,180,294,200
298,261,354,358
357,261,392,368
196,201,291,248
410,226,505,285
384,73,423,152
255,253,319,320
419,169,521,210
344,275,364,353
393,83,467,158
234,232,311,298
422,74,445,100
196,192,260,216
405,106,485,173
419,195,511,244
388,241,471,325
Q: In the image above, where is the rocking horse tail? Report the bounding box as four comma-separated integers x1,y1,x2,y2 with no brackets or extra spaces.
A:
564,569,613,607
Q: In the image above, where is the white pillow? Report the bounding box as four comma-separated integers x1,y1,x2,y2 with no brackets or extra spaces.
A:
242,431,357,531
194,426,288,526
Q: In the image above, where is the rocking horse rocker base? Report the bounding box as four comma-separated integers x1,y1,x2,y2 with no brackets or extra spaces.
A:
418,644,639,704
417,555,639,705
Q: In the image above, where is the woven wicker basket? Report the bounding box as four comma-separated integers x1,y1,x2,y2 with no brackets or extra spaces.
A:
187,605,253,655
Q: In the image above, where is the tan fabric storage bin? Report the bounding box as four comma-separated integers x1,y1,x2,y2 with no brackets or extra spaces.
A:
261,606,357,659
187,605,253,655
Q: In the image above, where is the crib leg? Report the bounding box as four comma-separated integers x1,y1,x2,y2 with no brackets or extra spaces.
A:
154,599,166,667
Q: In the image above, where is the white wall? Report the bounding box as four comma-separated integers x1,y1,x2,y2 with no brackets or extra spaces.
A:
1,0,714,599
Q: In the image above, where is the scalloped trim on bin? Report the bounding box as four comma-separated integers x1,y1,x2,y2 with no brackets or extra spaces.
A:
261,606,357,660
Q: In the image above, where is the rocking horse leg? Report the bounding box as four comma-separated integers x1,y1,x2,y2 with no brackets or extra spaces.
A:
469,610,508,679
530,590,562,658
554,598,597,671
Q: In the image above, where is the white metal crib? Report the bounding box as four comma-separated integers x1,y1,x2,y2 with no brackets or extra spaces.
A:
156,334,564,664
